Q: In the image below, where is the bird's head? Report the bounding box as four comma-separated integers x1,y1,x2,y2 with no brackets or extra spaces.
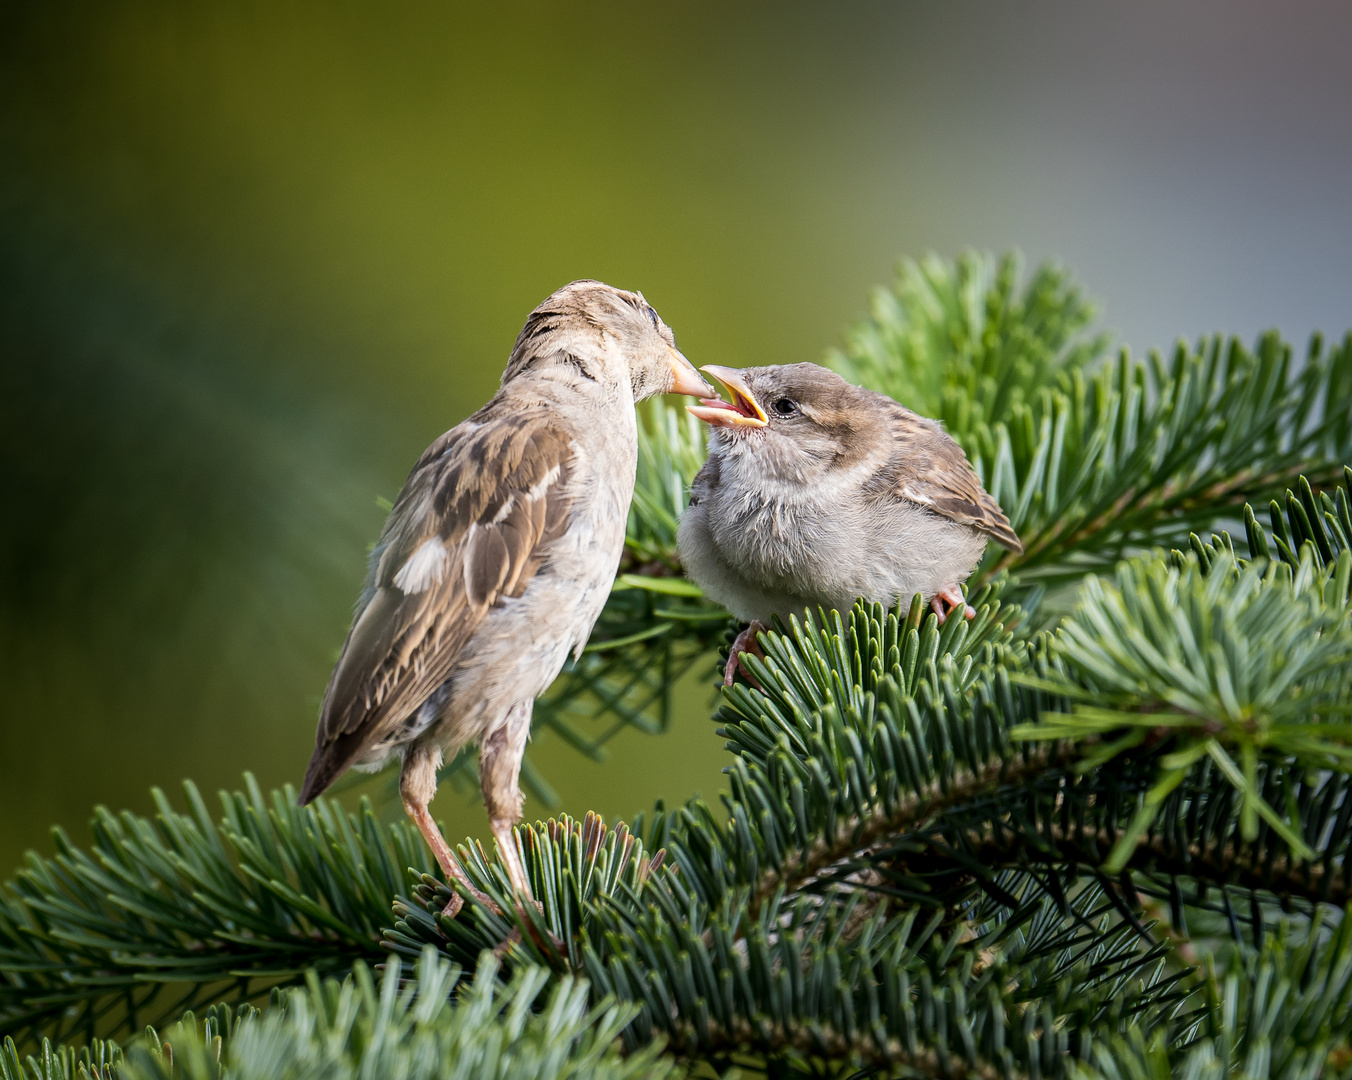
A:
688,362,883,483
503,280,711,402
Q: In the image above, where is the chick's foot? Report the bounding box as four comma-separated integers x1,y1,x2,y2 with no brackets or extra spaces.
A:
725,620,768,688
931,584,976,625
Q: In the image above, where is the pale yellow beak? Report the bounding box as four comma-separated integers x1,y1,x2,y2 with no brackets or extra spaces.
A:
685,365,768,428
665,348,715,397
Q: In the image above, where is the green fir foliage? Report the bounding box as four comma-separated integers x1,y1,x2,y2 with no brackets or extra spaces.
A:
0,777,428,1046
4,253,1352,1078
2,950,673,1080
830,251,1109,436
1012,468,1352,871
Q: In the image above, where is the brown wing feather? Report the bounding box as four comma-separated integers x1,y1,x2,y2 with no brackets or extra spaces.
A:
299,409,574,803
883,403,1024,554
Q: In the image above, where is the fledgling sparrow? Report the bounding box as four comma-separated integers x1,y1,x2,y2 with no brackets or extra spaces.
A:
677,362,1022,684
300,281,712,915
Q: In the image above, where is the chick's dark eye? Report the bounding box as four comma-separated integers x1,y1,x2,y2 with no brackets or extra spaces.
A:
771,398,798,416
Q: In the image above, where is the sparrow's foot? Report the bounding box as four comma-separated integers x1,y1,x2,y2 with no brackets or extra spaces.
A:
491,912,565,958
404,799,501,918
930,584,976,625
724,620,768,688
493,817,534,900
490,897,565,957
493,927,524,959
490,818,564,953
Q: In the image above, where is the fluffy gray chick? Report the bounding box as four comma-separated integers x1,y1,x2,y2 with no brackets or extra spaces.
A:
677,363,1021,685
300,281,711,915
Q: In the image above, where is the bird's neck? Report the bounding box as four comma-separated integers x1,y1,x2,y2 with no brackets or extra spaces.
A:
503,362,632,415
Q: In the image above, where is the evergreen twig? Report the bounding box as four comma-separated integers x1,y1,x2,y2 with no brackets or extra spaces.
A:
5,254,1352,1080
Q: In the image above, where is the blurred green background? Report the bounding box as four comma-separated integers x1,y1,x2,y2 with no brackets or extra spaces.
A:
3,1,1351,873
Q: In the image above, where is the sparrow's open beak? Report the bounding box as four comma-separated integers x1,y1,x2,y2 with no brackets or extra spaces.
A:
686,365,768,428
666,348,715,397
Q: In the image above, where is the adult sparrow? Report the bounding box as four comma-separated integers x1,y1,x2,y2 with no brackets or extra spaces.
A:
300,281,712,915
677,362,1022,685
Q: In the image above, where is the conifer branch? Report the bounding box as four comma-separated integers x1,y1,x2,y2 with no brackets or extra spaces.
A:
0,778,430,1047
3,949,675,1080
1074,910,1352,1080
5,253,1352,1080
1011,470,1352,874
972,332,1352,589
742,741,1065,920
912,820,1349,912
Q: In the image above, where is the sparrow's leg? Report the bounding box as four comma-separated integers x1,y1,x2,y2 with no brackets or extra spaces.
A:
480,703,565,954
400,746,498,918
931,584,976,625
725,620,768,688
480,701,535,902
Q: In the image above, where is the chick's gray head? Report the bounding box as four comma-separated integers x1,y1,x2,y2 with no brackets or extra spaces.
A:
688,362,884,483
503,280,710,401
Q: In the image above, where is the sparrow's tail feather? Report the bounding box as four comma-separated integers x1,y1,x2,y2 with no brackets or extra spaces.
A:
299,732,372,805
990,521,1024,555
298,754,333,806
976,491,1024,555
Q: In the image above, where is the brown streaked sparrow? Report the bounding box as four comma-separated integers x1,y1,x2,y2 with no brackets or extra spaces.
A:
677,362,1022,685
300,281,712,915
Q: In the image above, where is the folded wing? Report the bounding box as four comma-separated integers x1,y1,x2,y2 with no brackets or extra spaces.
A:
299,409,574,803
883,403,1023,554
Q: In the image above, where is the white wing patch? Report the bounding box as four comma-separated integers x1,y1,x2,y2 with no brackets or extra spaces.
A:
899,484,934,508
528,463,562,501
393,537,449,594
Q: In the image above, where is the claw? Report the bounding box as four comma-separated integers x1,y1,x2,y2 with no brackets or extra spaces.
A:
931,584,975,625
491,898,565,957
405,799,502,920
489,819,566,953
724,620,768,688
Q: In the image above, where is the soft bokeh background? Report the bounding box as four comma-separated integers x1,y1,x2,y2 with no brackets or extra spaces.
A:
3,1,1351,873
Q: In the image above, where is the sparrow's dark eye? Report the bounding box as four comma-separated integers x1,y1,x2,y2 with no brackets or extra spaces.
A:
771,398,798,416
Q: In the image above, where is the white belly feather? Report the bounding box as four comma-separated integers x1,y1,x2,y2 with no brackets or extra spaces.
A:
680,470,986,625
